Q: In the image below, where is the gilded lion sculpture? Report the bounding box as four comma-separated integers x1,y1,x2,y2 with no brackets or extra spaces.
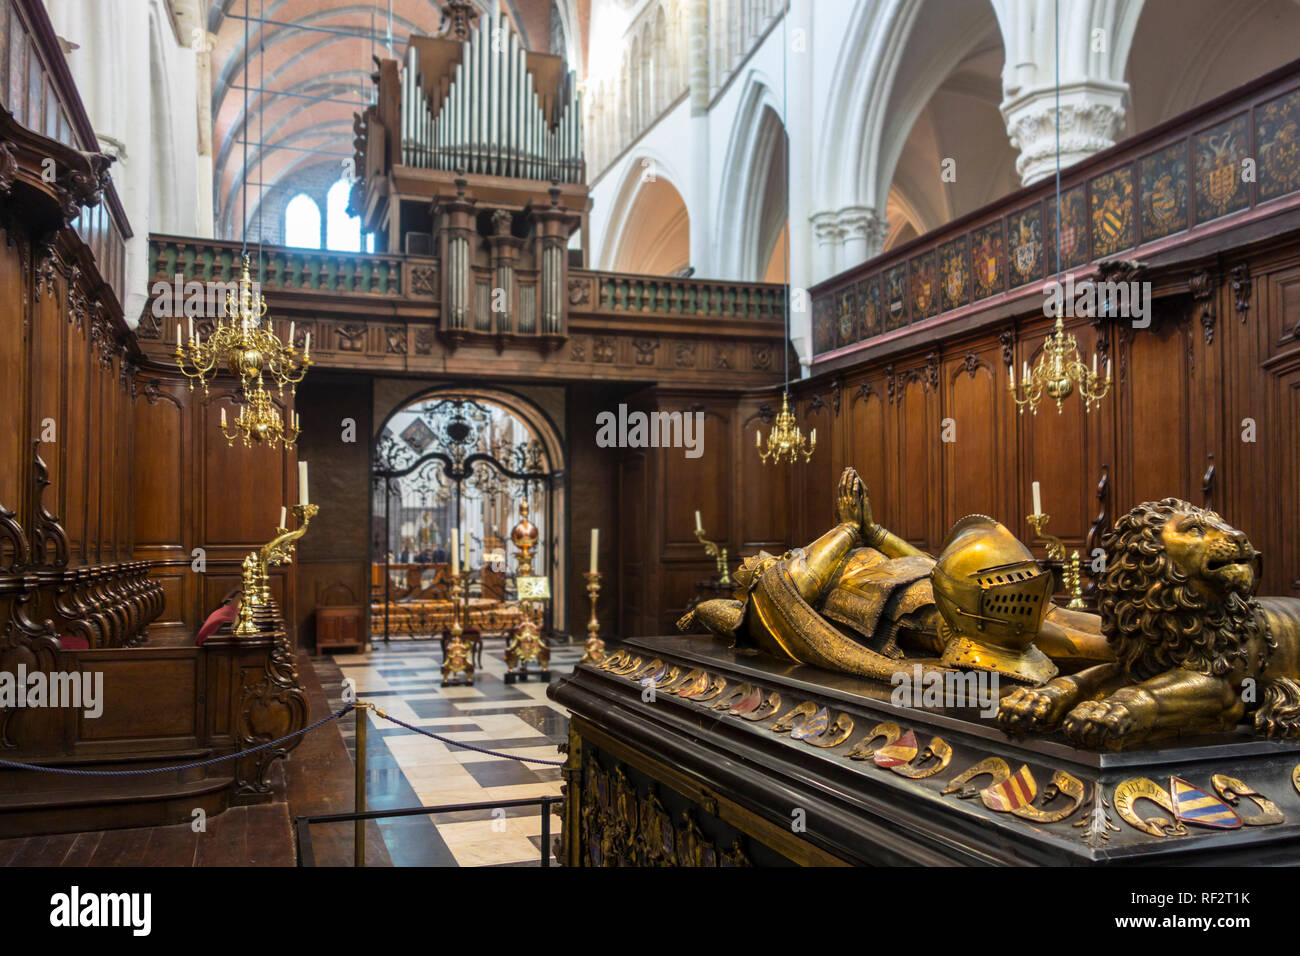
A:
998,497,1300,747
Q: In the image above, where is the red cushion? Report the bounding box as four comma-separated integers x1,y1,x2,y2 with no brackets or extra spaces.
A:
196,603,239,645
59,635,90,650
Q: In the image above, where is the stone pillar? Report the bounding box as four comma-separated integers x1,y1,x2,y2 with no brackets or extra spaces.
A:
786,0,814,370
193,29,217,238
837,205,889,270
810,212,843,284
1001,82,1127,186
686,0,711,277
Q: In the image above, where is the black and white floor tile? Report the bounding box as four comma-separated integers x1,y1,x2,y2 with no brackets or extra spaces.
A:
314,637,583,866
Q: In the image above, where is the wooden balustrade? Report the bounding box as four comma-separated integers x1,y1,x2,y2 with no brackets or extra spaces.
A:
148,236,406,298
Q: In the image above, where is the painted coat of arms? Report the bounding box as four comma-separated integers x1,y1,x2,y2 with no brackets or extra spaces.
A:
939,238,969,312
813,295,835,355
837,288,857,347
1258,89,1300,201
885,265,908,329
1194,115,1250,222
1140,143,1188,241
1045,185,1087,270
910,254,937,319
971,223,1004,300
858,276,882,339
1007,208,1042,286
1090,167,1135,258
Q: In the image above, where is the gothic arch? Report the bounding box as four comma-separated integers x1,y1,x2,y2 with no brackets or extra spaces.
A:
597,151,692,274
713,74,786,280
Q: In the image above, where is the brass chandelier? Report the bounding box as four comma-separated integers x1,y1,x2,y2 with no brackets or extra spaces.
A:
1008,314,1111,415
1008,0,1112,418
756,25,815,467
757,392,816,464
174,253,311,449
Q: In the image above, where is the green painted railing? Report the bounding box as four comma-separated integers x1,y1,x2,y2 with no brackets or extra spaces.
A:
149,237,404,297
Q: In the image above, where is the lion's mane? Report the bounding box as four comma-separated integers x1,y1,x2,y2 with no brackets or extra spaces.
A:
1097,498,1261,681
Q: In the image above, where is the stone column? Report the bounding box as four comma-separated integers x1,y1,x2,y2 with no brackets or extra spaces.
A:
686,0,711,276
786,0,814,369
837,205,889,270
810,211,844,283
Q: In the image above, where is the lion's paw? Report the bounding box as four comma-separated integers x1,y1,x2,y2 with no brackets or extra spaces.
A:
997,683,1076,733
1062,698,1143,748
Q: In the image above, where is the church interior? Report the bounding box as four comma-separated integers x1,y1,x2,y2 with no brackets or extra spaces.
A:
3,0,1300,886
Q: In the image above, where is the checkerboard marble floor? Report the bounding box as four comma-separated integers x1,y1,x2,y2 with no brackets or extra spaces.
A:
313,637,582,867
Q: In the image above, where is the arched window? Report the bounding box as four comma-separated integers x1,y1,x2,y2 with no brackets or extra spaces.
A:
284,194,322,249
325,178,373,252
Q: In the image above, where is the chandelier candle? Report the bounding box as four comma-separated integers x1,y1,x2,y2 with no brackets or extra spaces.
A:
590,528,599,574
298,461,309,506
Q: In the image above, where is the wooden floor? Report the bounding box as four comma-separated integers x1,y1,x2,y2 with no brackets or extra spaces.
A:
0,649,387,867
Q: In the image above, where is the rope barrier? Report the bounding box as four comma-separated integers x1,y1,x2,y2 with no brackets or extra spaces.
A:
0,704,356,777
365,706,565,766
0,697,570,776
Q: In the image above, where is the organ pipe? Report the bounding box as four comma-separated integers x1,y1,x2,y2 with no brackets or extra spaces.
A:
395,16,584,183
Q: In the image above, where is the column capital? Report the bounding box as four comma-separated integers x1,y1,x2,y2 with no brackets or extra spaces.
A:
1001,81,1128,186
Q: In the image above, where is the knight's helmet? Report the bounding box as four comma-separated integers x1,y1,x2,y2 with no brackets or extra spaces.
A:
931,515,1058,683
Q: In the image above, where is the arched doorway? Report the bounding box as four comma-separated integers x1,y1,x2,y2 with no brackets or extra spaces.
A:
370,387,567,645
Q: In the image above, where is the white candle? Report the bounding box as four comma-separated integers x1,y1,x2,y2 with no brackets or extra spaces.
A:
298,460,309,506
1023,360,1030,381
755,429,761,448
1106,358,1112,380
810,428,817,445
279,506,287,529
451,529,460,575
288,321,295,348
1032,480,1042,516
176,324,182,349
220,406,227,427
590,528,599,574
695,510,702,532
1092,352,1098,376
188,316,194,342
304,332,311,358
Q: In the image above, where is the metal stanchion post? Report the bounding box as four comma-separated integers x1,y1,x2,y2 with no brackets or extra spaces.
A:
355,702,368,867
541,798,551,867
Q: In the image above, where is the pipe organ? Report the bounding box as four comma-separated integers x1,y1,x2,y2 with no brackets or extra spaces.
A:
399,15,584,185
350,4,591,352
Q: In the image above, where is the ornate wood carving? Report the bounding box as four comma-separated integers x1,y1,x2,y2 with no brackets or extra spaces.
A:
1231,262,1251,321
235,615,309,798
1190,269,1216,345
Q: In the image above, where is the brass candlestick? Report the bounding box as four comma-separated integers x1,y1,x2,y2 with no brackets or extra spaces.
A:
235,503,318,635
580,571,605,664
694,526,732,586
504,500,550,681
1026,511,1086,609
441,569,474,684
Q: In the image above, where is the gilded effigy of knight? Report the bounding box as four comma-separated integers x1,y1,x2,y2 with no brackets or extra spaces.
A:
679,467,1300,749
